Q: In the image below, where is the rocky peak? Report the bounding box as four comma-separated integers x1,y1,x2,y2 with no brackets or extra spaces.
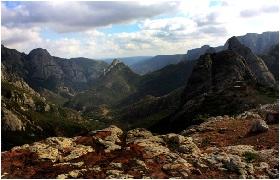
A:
103,59,126,75
28,48,51,58
25,47,64,83
111,59,121,66
227,36,276,87
227,36,242,49
201,45,210,49
182,50,255,101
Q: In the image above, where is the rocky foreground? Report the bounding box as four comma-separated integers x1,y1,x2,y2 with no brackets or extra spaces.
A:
1,104,279,179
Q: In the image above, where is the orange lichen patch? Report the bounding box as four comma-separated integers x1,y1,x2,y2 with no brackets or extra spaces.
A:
192,118,278,151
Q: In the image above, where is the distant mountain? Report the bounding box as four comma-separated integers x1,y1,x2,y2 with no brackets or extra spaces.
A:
133,60,196,99
104,31,278,76
185,45,219,61
131,54,186,75
236,31,279,54
1,45,108,96
65,59,140,111
260,44,279,80
185,31,279,61
103,56,152,66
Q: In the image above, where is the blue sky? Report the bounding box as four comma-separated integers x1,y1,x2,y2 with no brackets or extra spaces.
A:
1,0,279,58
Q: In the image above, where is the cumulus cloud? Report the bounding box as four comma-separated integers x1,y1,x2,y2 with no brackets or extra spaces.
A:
1,1,180,32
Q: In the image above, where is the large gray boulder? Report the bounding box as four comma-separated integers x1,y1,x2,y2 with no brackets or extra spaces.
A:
249,119,269,133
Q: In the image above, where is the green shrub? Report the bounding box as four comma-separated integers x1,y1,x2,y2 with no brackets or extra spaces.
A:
243,151,259,163
201,137,211,147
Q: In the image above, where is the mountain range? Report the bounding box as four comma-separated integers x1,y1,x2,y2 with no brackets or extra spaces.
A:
185,31,279,61
99,31,279,76
1,31,279,150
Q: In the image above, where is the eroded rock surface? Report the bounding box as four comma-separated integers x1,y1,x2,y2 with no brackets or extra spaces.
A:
1,105,279,179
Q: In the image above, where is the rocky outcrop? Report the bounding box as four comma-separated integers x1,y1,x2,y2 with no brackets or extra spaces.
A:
2,109,279,179
227,36,276,87
103,59,121,75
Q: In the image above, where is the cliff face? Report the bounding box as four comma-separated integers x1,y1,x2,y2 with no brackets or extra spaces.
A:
236,31,279,54
227,37,276,87
182,50,256,101
260,44,279,80
27,48,64,81
1,104,278,179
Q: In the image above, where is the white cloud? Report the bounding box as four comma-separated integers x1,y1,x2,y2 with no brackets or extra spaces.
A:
1,0,279,59
1,1,180,33
1,26,41,46
1,26,83,58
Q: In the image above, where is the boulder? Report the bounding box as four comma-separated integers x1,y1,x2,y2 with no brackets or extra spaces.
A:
249,119,269,133
265,112,279,124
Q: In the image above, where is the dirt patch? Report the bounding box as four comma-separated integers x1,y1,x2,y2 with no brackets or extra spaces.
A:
192,118,279,151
